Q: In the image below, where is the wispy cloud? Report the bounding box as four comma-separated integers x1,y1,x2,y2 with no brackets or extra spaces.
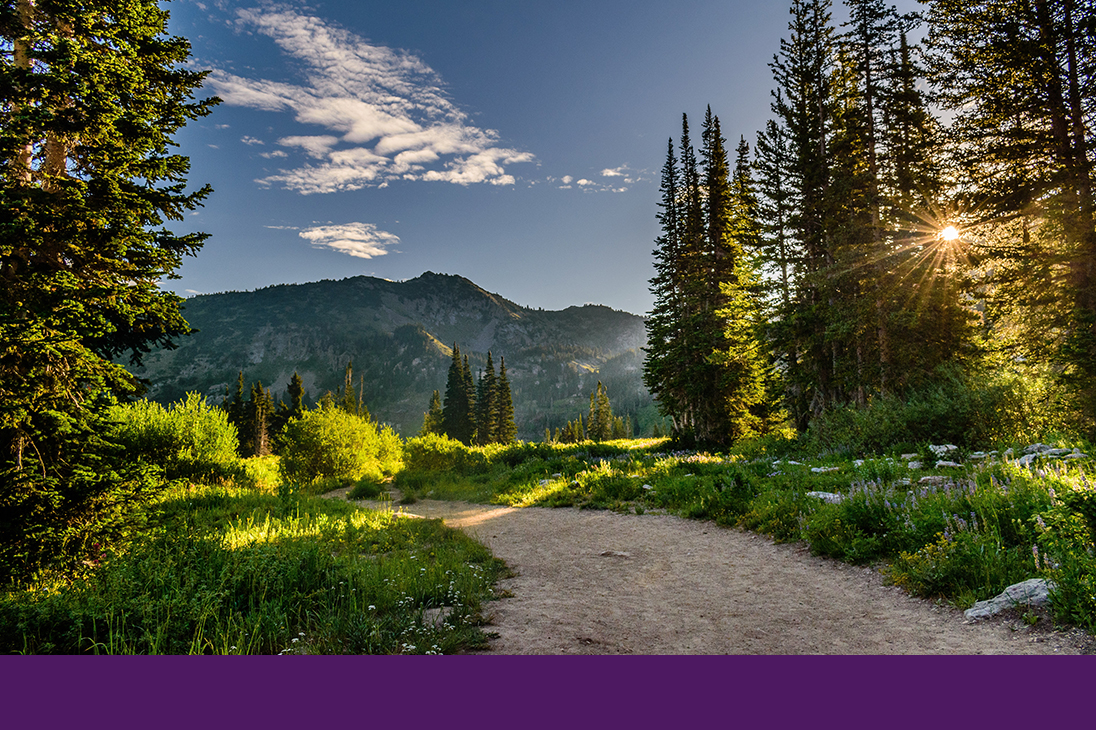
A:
298,222,398,259
206,4,534,194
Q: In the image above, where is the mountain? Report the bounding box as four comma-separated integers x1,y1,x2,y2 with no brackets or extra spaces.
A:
131,272,656,438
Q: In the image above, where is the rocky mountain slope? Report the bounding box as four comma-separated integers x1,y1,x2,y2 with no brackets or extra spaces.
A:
132,272,655,438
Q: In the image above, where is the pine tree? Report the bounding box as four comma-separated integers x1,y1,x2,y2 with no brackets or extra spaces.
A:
442,344,475,444
766,0,837,424
494,357,518,444
644,137,687,432
474,352,498,446
225,371,248,455
0,0,216,582
420,390,444,436
245,381,274,457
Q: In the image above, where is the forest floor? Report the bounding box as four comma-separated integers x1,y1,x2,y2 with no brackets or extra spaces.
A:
332,490,1096,654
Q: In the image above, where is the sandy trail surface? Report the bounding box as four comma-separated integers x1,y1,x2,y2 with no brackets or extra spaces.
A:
341,492,1094,654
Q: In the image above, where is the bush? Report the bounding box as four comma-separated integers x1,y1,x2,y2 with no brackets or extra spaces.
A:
803,366,1060,455
111,394,242,483
278,406,402,486
401,433,488,475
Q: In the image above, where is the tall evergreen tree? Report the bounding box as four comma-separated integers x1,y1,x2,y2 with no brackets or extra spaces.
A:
494,357,518,444
474,352,498,446
766,0,837,425
442,344,476,444
644,138,687,431
0,0,217,582
420,390,444,436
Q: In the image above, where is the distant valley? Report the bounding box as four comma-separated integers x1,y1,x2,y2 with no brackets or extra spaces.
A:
133,272,656,438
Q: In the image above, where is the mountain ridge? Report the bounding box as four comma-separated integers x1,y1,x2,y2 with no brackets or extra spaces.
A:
136,272,655,438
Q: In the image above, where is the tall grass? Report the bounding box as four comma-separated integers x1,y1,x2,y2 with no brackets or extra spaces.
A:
0,481,506,654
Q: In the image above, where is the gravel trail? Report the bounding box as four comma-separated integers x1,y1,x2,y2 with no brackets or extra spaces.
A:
344,493,1094,654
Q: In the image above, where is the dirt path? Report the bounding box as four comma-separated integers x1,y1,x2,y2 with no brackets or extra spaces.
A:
342,493,1094,654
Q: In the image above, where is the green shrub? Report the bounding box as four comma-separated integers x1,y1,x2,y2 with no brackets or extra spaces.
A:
803,366,1060,455
1035,479,1096,631
278,407,402,486
111,394,242,483
401,433,487,475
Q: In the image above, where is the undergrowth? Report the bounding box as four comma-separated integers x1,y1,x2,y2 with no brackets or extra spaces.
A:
0,480,505,654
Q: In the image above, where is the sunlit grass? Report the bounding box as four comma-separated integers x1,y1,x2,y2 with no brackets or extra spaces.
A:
0,479,507,654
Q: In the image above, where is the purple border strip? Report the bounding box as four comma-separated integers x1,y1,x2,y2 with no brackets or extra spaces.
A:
2,656,1091,729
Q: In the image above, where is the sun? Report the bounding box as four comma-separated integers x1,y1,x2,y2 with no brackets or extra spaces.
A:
940,225,960,242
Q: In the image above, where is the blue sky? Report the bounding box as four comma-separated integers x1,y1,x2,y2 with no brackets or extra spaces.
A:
167,0,920,315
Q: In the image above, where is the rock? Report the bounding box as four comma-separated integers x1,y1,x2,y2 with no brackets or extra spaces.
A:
1003,448,1014,458
968,451,988,460
600,550,630,558
1022,443,1052,455
1046,448,1073,457
907,461,922,469
552,473,563,478
919,476,948,485
811,466,839,473
641,484,654,491
806,491,844,504
935,460,963,468
964,579,1055,621
1062,453,1089,461
929,444,959,457
900,453,918,460
538,479,551,486
1016,452,1063,467
853,459,865,467
896,478,912,486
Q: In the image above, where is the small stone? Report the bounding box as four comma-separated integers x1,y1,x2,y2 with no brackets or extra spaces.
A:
600,550,630,558
900,453,918,460
853,459,865,467
935,460,962,468
1022,443,1052,455
811,466,839,473
642,484,654,490
538,479,550,486
929,444,959,457
1062,453,1089,460
919,475,947,485
907,461,922,469
806,491,844,504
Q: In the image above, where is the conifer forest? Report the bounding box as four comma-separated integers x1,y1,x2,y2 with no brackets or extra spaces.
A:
644,0,1096,446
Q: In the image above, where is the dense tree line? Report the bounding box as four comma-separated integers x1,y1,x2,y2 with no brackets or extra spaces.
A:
549,381,633,443
646,0,1096,442
424,345,516,445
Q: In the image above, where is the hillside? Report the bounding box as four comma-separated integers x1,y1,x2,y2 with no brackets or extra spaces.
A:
131,272,655,438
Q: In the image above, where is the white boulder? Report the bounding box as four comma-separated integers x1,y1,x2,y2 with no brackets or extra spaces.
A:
964,579,1055,621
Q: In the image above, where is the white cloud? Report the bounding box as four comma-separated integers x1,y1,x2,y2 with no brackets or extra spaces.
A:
577,179,594,186
561,175,573,184
241,135,265,145
298,222,398,259
601,167,626,177
206,5,533,194
260,150,289,158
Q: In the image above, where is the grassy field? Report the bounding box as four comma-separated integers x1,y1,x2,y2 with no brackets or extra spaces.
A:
5,432,1094,653
0,478,507,655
